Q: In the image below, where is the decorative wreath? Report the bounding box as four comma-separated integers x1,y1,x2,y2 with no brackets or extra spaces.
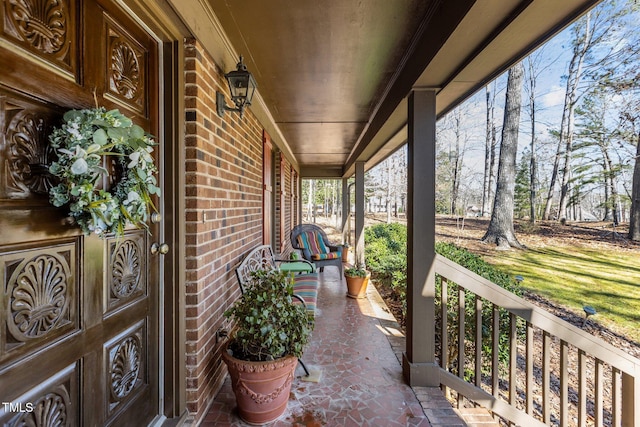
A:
48,107,160,238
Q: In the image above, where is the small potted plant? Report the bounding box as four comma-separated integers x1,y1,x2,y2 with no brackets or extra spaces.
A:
344,264,370,299
222,269,313,424
340,243,350,263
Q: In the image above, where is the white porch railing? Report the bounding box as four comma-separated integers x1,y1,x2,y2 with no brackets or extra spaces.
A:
434,254,640,427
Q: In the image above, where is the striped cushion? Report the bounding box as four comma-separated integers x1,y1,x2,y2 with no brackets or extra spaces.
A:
292,273,319,315
311,252,340,260
296,231,329,254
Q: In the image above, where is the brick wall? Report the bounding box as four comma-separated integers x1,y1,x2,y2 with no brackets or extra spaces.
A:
183,38,264,425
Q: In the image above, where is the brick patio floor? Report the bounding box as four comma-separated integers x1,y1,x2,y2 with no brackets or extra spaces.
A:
200,266,466,426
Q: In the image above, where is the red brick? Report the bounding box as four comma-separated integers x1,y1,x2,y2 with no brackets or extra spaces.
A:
183,39,270,425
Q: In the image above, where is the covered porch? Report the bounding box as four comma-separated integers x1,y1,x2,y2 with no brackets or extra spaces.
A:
5,0,638,426
173,0,639,425
202,263,469,427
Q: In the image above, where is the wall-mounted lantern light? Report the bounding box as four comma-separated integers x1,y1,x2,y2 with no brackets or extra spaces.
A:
216,55,257,119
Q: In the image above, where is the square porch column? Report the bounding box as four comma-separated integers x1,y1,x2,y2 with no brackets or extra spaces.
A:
403,88,439,386
342,178,350,245
355,161,365,267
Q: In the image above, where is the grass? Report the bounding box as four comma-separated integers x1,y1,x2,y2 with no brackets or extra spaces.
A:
332,214,640,346
484,246,640,343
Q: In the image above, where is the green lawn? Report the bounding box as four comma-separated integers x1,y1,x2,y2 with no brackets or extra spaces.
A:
484,246,640,343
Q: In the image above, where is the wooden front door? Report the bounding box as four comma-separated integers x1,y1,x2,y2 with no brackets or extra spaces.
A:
0,0,163,425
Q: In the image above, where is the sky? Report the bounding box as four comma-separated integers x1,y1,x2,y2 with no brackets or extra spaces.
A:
422,0,640,212
365,0,640,217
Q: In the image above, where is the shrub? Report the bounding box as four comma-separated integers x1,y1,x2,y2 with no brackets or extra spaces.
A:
435,241,522,296
365,223,407,313
364,222,522,379
434,242,523,379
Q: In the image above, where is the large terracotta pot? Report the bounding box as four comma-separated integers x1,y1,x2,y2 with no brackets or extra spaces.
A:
344,271,370,299
222,343,297,425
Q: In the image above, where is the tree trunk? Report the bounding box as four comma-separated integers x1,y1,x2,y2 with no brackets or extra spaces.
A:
482,87,492,217
557,106,577,222
481,63,525,249
600,147,620,225
489,108,498,215
560,13,594,222
542,126,563,220
307,179,314,222
628,134,640,240
336,181,339,224
483,84,498,217
386,159,392,224
602,160,611,221
543,12,593,221
527,57,537,223
451,112,462,215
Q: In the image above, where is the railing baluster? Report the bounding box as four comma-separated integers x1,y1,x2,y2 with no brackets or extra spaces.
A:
560,340,569,426
578,349,587,427
441,279,449,400
492,304,500,400
543,331,551,425
458,285,465,408
595,358,603,427
621,371,638,427
441,279,448,371
509,312,517,418
433,259,640,427
613,367,621,426
475,295,482,389
526,322,534,416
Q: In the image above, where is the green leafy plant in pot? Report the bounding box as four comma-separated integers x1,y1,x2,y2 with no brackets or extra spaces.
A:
344,265,370,299
222,269,314,424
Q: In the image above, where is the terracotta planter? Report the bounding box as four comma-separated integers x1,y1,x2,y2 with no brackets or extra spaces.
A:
344,271,370,299
222,344,297,425
340,246,350,263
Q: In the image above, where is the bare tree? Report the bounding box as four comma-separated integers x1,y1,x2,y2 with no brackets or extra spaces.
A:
436,105,472,216
525,57,538,223
306,179,314,222
450,108,464,215
363,147,408,220
386,158,392,223
482,84,498,217
542,12,594,221
482,63,525,249
631,136,640,240
544,3,637,221
616,89,640,240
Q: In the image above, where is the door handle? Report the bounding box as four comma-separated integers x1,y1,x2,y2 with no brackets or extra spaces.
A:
151,242,169,255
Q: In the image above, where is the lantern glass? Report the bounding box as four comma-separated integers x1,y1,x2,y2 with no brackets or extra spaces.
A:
217,55,257,118
225,57,257,109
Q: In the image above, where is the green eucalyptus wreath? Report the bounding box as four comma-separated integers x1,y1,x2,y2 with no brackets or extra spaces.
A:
48,108,160,238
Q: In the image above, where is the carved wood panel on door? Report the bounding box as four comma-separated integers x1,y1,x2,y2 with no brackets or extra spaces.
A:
0,0,161,426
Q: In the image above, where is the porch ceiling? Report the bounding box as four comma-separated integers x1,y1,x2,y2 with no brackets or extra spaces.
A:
204,0,600,177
